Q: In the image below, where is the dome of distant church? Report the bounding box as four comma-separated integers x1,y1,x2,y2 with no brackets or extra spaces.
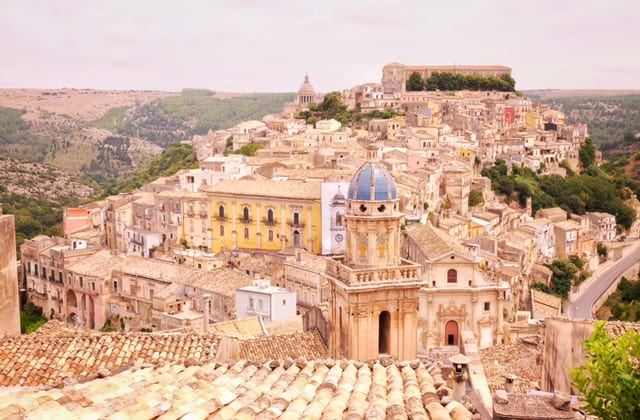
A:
332,187,346,205
348,161,397,201
298,74,316,96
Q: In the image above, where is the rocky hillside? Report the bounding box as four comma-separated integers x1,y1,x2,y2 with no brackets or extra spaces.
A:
0,88,293,200
0,157,95,202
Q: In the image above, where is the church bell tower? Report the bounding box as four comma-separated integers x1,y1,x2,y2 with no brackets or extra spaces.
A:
324,145,423,361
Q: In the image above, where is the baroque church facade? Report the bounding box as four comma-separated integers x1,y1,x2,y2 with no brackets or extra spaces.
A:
322,146,507,360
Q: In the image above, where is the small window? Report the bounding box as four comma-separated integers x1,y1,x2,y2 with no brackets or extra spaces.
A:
220,225,224,237
447,269,457,283
218,205,225,219
80,276,84,287
91,282,96,291
484,302,490,312
282,299,286,306
268,230,274,241
244,227,249,239
113,281,118,292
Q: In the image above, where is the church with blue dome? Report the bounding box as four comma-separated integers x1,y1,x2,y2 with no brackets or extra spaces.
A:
324,145,424,361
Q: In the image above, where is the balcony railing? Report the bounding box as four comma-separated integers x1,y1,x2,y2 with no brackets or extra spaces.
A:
187,211,195,217
199,212,208,218
239,218,253,225
287,220,305,228
262,218,278,226
215,216,227,222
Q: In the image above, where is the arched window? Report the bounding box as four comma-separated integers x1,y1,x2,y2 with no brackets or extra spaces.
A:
267,208,274,223
243,207,250,222
244,227,249,239
218,205,224,219
219,226,224,237
268,230,274,241
293,230,301,247
447,269,457,283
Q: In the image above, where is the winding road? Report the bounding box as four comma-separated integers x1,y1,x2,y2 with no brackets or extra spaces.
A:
568,240,640,319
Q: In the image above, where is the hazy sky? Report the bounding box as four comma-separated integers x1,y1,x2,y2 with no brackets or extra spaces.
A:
1,0,638,92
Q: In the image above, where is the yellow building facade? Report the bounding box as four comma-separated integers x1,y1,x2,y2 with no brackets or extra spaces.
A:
204,179,323,254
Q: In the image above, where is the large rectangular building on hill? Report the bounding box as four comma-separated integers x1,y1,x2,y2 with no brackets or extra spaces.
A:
382,62,512,94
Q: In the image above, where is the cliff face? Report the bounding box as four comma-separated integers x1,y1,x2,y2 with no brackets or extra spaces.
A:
0,212,20,335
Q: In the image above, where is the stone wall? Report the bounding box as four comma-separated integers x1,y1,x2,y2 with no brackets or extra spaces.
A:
0,213,20,335
541,318,595,393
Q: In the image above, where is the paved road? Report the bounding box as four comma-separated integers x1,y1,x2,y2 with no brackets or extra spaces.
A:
568,241,640,319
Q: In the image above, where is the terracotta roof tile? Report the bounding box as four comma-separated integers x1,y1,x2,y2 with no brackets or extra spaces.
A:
0,331,220,387
239,330,327,360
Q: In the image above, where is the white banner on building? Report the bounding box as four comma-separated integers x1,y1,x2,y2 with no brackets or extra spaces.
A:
321,182,349,255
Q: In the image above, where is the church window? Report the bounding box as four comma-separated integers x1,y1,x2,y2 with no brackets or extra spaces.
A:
447,269,457,283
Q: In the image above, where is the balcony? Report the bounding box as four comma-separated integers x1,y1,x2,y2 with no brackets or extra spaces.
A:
325,256,421,287
215,216,227,222
187,210,195,217
239,218,253,225
287,220,305,229
199,212,208,219
262,218,278,226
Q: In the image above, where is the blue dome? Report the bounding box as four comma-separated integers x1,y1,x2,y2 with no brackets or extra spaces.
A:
348,162,397,201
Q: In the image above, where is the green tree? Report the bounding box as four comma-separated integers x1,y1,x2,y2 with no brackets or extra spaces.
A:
546,259,579,299
571,322,640,420
579,137,597,170
239,142,263,157
468,190,484,207
406,72,425,91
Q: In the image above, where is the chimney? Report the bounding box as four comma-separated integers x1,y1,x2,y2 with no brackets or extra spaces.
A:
202,294,211,334
504,373,517,393
448,354,470,402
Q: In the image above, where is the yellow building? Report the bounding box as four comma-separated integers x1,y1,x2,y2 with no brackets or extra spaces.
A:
204,179,323,254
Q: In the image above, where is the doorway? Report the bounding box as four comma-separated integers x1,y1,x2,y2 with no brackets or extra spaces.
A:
445,320,459,346
379,311,391,354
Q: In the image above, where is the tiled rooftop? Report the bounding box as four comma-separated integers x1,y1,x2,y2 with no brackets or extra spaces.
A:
0,331,219,387
208,179,322,200
479,338,543,394
0,358,477,419
405,223,467,259
239,330,327,361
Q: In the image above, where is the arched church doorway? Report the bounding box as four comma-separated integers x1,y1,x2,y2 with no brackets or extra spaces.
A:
379,311,391,354
445,320,459,346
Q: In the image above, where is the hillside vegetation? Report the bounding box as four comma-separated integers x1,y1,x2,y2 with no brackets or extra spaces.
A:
0,107,50,162
530,94,640,153
103,90,294,148
104,143,199,195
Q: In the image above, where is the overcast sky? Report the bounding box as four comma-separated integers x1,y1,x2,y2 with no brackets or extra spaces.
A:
1,0,638,92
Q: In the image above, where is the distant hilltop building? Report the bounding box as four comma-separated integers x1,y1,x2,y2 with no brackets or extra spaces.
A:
284,73,324,115
382,62,512,95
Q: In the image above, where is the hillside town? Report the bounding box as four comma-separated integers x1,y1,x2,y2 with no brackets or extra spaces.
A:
1,63,639,418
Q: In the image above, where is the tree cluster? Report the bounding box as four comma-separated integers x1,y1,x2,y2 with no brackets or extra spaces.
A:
106,143,199,195
602,275,640,322
532,259,581,299
406,71,516,92
296,92,402,127
481,151,636,230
